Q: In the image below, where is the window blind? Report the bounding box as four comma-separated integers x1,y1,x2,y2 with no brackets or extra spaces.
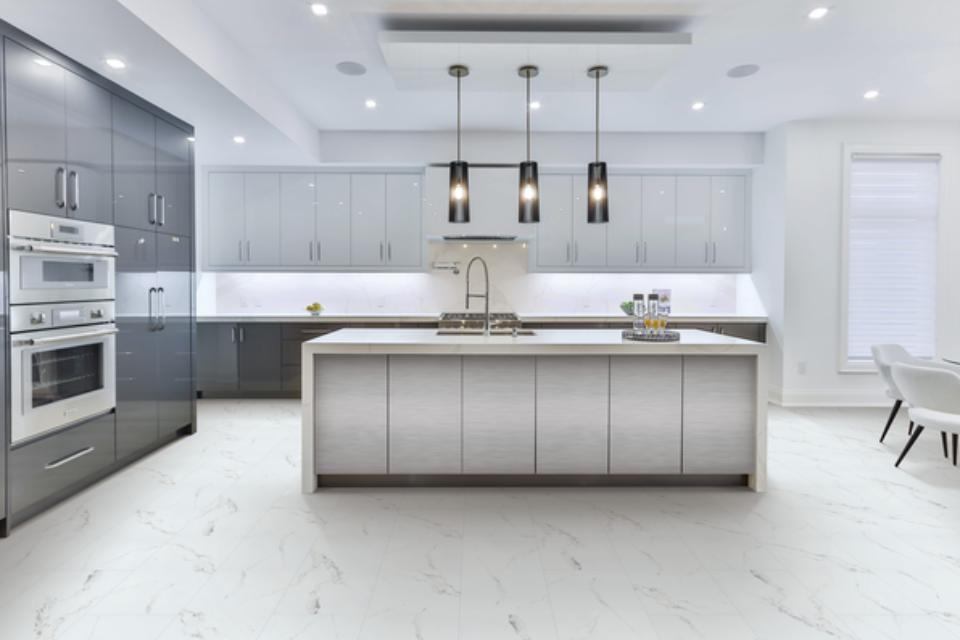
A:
847,156,938,361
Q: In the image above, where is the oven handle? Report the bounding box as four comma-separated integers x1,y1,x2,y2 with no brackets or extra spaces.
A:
9,242,118,258
45,446,95,470
14,327,118,347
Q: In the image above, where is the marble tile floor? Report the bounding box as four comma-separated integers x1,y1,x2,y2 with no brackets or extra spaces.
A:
1,400,959,640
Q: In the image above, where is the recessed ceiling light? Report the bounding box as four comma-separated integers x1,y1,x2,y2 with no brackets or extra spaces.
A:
232,135,246,144
863,89,880,100
691,101,705,111
727,64,760,79
105,58,126,70
529,100,541,110
336,61,367,76
365,98,377,109
808,6,830,19
33,57,53,67
310,3,328,16
186,136,196,142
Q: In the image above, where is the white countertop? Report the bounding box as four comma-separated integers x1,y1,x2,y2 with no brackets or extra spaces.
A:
303,328,764,356
198,313,767,324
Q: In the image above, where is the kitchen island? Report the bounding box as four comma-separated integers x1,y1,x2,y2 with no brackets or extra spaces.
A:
302,329,767,492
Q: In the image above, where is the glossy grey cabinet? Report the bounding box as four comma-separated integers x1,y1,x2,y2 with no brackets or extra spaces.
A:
196,323,283,396
116,227,194,458
5,39,112,222
114,97,193,235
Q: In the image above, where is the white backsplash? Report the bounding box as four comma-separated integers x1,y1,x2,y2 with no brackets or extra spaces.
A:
199,244,765,317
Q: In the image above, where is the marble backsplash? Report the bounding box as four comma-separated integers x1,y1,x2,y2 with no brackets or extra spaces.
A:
198,243,765,317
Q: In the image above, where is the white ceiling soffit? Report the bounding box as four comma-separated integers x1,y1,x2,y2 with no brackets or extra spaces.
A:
116,0,320,161
379,30,693,91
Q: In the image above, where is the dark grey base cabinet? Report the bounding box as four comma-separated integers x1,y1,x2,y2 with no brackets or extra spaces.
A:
197,323,285,397
8,413,116,515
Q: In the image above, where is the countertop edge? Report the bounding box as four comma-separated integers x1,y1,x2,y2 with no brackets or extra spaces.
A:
198,314,768,324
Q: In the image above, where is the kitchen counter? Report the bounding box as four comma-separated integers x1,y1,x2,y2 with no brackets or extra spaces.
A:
302,329,767,493
198,313,767,324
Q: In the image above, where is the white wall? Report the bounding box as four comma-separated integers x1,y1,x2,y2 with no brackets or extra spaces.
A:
765,120,960,406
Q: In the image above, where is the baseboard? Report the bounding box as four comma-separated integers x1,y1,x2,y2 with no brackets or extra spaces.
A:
779,388,889,408
768,387,784,406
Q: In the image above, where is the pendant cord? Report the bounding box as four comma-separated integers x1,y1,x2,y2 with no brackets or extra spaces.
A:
595,73,600,163
525,74,531,162
456,74,462,162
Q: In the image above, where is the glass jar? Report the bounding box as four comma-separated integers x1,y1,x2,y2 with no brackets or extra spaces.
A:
632,294,645,333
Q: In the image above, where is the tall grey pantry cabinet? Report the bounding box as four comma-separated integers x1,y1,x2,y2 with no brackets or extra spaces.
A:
0,21,196,536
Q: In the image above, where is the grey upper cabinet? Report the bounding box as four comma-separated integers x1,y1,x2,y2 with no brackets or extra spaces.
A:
316,173,351,266
676,176,711,268
641,176,678,268
114,96,193,234
385,174,422,267
571,178,606,266
606,176,643,267
710,176,747,268
5,39,111,222
280,173,351,267
537,175,574,267
243,173,281,265
207,172,245,267
350,173,387,266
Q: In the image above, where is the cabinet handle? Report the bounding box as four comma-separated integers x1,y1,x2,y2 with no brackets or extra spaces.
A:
148,287,157,330
55,167,66,208
231,326,236,343
712,241,718,264
158,194,166,226
643,241,648,263
387,242,392,262
68,170,79,211
238,240,243,262
45,446,95,470
317,241,321,263
149,193,157,225
309,241,313,262
245,241,251,262
704,241,709,264
158,287,166,330
239,326,245,343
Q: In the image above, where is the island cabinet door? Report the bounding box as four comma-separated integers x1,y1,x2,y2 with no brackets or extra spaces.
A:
682,356,757,474
462,357,536,474
315,355,387,474
609,357,682,473
388,356,462,473
535,356,609,474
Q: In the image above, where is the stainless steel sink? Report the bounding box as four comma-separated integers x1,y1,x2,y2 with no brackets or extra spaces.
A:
436,329,536,337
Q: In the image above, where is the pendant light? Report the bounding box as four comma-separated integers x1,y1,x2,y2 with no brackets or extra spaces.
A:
518,65,540,223
586,65,609,224
449,64,470,223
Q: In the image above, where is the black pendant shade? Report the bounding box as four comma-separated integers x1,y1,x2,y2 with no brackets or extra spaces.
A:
518,160,540,223
449,160,470,224
587,161,609,224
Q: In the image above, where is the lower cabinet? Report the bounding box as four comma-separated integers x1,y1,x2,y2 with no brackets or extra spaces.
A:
9,413,116,514
535,356,610,474
609,357,682,473
389,356,461,473
462,357,536,474
681,356,757,473
314,355,387,474
196,323,283,397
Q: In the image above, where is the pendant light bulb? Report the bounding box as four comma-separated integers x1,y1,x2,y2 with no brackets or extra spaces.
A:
586,65,610,224
448,65,470,223
518,65,541,223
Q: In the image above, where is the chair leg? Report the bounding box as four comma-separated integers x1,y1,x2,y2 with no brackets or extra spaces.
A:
943,432,950,459
880,400,902,443
908,421,914,435
953,433,958,467
895,425,925,468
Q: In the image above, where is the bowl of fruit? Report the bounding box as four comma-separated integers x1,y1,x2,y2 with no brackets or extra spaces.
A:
306,302,324,316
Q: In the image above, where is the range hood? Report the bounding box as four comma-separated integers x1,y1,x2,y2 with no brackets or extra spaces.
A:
431,234,522,243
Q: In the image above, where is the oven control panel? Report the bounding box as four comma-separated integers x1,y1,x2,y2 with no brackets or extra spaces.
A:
10,301,116,333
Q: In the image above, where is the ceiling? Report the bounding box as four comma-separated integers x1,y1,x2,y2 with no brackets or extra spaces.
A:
1,0,958,163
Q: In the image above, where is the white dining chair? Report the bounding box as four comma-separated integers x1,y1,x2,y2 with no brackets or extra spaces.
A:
872,345,913,442
890,362,960,468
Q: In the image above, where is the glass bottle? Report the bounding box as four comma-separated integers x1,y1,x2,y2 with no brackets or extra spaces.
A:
632,294,645,333
647,293,659,336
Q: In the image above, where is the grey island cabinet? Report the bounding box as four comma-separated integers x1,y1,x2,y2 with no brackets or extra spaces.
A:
301,329,767,492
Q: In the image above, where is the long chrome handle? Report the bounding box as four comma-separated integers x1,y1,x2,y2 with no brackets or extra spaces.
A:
55,167,66,208
643,241,648,263
158,194,166,226
309,241,313,262
712,241,718,264
379,242,383,262
231,326,236,343
238,326,245,343
387,242,392,262
45,446,95,470
148,193,157,225
9,243,118,258
148,287,157,330
704,241,709,264
17,327,118,346
158,287,166,330
317,241,321,263
68,170,79,211
635,242,639,263
238,240,243,262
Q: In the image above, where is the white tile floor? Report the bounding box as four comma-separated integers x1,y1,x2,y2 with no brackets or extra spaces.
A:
1,400,959,640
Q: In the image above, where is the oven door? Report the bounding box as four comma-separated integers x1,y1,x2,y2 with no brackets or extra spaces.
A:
11,324,117,445
9,242,116,304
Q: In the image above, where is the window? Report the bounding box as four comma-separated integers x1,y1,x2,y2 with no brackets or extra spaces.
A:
843,153,939,367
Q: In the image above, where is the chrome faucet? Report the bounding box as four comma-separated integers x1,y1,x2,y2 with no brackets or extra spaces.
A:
464,256,490,335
